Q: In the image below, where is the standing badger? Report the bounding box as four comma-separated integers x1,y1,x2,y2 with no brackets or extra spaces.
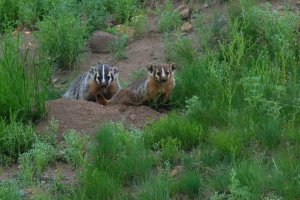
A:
63,63,120,104
97,63,176,106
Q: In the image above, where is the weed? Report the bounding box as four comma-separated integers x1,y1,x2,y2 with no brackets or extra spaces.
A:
62,129,88,168
40,117,58,146
160,137,182,163
35,11,86,69
130,13,148,36
0,181,19,200
80,123,152,198
137,172,172,200
157,0,181,33
0,117,37,164
19,142,56,183
144,112,203,150
0,34,50,121
109,34,128,60
0,0,19,32
18,0,60,28
173,170,202,198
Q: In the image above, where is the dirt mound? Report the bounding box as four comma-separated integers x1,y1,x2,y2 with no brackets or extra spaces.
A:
36,99,163,142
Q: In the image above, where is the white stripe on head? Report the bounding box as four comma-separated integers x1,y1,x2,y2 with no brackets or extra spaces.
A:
102,64,105,84
161,67,166,79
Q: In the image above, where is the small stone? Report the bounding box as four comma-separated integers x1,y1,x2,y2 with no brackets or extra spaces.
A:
180,8,191,20
52,78,59,84
90,31,117,53
129,114,136,121
41,180,46,184
170,165,183,177
24,31,31,35
181,22,193,33
174,4,187,12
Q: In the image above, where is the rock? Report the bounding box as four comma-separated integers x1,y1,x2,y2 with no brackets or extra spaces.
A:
170,165,183,177
52,78,59,84
180,8,191,20
24,31,31,35
90,31,117,53
181,22,193,33
174,4,187,12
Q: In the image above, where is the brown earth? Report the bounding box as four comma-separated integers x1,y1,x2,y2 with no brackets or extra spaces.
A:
36,99,163,142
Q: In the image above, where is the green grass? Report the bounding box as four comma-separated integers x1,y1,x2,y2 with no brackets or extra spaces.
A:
0,117,37,164
0,34,50,122
109,34,128,60
0,0,300,199
35,11,86,70
157,0,181,33
0,181,20,200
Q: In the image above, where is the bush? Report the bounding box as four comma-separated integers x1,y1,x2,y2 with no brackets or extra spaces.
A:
137,173,173,200
80,123,152,198
109,34,128,60
0,118,37,164
157,0,181,33
0,0,19,32
35,11,86,69
18,142,56,183
173,171,203,198
18,0,60,28
144,112,203,150
0,34,50,121
62,129,88,168
0,181,19,200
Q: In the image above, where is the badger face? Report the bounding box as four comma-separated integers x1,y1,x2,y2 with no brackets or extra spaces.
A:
147,63,176,83
93,63,118,87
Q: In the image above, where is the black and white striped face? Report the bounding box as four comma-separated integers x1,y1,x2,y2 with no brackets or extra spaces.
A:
91,64,118,87
147,63,176,82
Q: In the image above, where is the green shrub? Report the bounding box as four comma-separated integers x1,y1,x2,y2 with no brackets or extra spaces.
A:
62,129,88,168
0,0,19,32
109,34,128,60
0,34,50,121
130,13,148,36
105,0,140,24
137,173,173,200
173,171,203,198
160,137,182,163
157,0,181,33
18,0,60,27
80,168,120,200
0,118,37,164
81,0,108,32
18,142,56,183
144,112,203,150
35,11,86,69
80,122,152,198
0,181,20,200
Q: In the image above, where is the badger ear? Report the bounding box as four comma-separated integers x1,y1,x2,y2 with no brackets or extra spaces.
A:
89,66,96,74
147,65,155,73
169,63,176,72
111,67,118,76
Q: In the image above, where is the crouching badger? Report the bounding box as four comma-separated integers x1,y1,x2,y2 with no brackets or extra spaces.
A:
63,63,120,104
97,63,176,106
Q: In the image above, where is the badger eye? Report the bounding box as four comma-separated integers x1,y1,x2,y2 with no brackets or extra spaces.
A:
166,71,170,75
157,72,161,75
106,75,110,79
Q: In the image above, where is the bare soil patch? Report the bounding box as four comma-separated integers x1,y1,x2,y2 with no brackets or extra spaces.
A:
36,99,163,142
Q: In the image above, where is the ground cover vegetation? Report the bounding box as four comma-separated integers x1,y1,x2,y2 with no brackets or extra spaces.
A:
0,0,300,199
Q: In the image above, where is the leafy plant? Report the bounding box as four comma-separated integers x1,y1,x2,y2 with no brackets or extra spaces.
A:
0,34,50,121
157,0,181,33
35,11,86,69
